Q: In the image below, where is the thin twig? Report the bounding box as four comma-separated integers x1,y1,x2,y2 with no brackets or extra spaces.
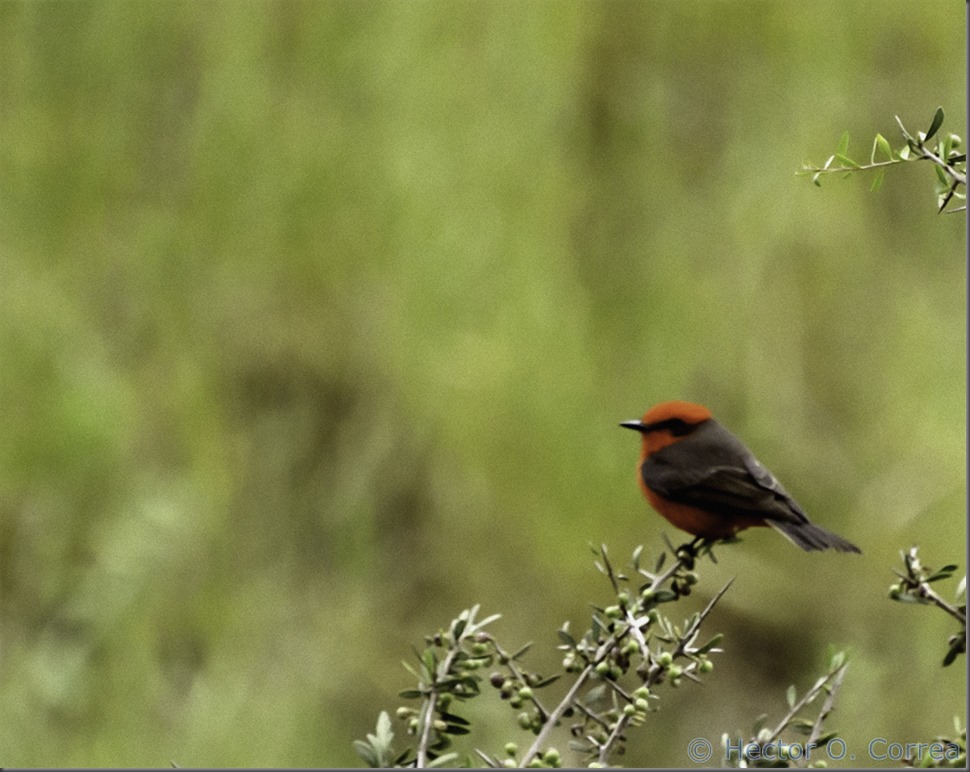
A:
520,662,597,766
916,582,967,625
415,646,462,768
806,664,848,751
766,666,842,744
595,579,733,765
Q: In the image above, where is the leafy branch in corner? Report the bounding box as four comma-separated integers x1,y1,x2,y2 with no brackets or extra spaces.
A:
723,651,849,768
798,107,966,213
885,547,967,768
354,538,732,768
888,546,966,667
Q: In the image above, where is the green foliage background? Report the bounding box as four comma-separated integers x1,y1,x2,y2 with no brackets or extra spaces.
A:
0,2,964,767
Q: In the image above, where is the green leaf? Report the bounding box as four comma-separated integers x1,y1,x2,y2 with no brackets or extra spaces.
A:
943,640,964,667
812,172,822,187
891,591,928,605
353,740,379,767
829,650,846,670
938,184,959,213
898,145,911,161
428,753,460,767
870,168,885,192
837,131,850,157
375,711,394,744
354,712,395,768
791,718,816,735
399,689,426,699
823,154,835,170
654,551,667,572
402,660,422,680
477,613,502,629
557,628,576,649
532,674,561,689
438,675,481,693
925,107,945,143
873,133,893,162
786,684,797,708
834,153,860,169
696,633,724,655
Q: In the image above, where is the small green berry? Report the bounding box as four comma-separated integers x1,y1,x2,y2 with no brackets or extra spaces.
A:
699,659,714,674
505,742,518,757
657,651,674,667
668,664,683,679
517,712,532,730
543,748,561,766
633,686,651,700
518,686,533,700
605,605,622,619
623,703,637,717
635,697,650,711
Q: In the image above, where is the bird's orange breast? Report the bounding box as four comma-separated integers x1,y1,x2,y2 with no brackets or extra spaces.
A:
642,485,767,539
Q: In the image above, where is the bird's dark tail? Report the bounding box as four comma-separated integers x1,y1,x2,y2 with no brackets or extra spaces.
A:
768,520,861,553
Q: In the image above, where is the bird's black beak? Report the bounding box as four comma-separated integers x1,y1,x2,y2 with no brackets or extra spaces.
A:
620,420,647,433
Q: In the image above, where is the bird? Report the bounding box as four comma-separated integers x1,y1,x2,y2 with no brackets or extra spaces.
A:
620,400,860,553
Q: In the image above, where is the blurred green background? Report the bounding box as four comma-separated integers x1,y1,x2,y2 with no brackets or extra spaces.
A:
0,1,965,767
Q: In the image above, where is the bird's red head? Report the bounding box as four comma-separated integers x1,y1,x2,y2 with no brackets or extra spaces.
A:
641,400,712,426
620,400,714,456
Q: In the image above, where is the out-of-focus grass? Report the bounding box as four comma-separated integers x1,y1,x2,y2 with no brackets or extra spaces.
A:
0,2,964,767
